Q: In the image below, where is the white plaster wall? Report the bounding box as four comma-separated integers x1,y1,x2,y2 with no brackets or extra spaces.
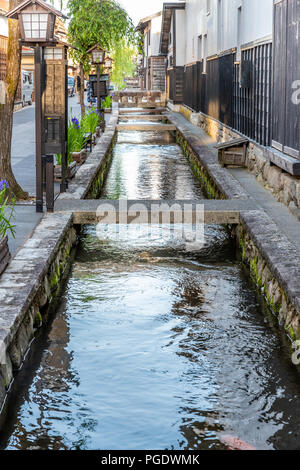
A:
150,14,163,56
0,14,8,37
176,10,186,66
184,0,273,64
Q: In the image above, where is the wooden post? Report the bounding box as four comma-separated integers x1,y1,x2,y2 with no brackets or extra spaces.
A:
61,46,68,192
35,46,44,213
97,64,101,116
44,154,54,212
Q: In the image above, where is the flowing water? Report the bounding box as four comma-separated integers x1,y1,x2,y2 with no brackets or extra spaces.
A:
1,123,300,450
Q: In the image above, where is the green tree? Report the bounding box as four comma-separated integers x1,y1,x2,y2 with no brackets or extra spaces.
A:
111,40,136,90
67,0,135,114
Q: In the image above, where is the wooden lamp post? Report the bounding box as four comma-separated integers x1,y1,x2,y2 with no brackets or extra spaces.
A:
104,56,114,101
104,56,113,70
87,45,105,115
6,0,68,213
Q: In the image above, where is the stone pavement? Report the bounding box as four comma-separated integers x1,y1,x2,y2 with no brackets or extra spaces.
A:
8,205,42,256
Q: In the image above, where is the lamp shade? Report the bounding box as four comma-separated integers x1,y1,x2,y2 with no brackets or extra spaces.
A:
105,57,113,68
91,48,105,65
21,11,50,40
6,0,68,43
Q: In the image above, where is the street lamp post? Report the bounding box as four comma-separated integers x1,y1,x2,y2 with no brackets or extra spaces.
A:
104,56,113,102
87,45,106,132
6,0,67,213
104,56,113,70
88,46,105,115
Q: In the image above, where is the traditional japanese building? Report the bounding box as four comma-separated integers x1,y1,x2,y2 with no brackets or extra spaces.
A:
136,11,166,92
161,0,300,174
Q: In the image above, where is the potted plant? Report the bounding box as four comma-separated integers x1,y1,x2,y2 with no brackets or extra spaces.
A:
0,180,15,276
55,117,83,180
81,106,101,145
103,95,112,114
70,117,88,165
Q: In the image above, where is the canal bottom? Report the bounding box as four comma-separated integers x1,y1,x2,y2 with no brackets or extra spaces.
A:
1,129,300,450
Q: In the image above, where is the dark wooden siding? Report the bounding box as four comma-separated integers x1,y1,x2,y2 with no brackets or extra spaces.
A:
204,54,234,127
181,55,234,126
183,63,196,111
182,62,204,112
219,54,234,126
273,0,300,158
149,56,166,92
233,43,272,147
167,44,272,148
167,66,184,104
205,57,220,120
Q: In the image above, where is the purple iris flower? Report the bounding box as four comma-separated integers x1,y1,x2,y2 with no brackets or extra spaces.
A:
0,180,9,191
71,117,79,125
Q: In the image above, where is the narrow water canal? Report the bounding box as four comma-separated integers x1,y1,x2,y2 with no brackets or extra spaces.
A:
1,121,300,450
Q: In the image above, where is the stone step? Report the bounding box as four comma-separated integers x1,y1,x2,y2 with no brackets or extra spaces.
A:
116,124,176,131
118,108,166,114
119,115,165,121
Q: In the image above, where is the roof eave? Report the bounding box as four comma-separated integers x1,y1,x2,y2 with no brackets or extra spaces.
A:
6,0,68,20
159,2,186,55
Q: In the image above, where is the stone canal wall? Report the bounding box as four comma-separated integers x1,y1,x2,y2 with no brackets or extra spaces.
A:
174,104,300,215
168,110,300,346
0,106,119,412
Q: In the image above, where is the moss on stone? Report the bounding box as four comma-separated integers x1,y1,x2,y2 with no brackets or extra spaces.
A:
50,272,59,290
286,324,296,341
239,237,246,261
34,310,43,328
176,132,220,199
250,257,263,288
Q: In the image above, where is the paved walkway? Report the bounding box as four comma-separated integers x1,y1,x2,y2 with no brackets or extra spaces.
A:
169,111,300,255
8,205,42,256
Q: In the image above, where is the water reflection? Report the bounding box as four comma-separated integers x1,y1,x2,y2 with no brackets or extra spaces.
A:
101,131,204,200
1,226,300,450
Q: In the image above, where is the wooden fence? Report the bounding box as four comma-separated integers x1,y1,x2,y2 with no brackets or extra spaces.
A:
166,45,272,147
234,43,272,147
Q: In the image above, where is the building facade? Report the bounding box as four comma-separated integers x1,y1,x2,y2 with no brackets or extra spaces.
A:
163,0,300,168
137,11,166,91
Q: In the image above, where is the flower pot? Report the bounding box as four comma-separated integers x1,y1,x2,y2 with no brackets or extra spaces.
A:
72,150,87,165
72,152,82,165
54,165,62,181
68,161,77,178
54,162,77,182
0,236,11,276
80,149,87,164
